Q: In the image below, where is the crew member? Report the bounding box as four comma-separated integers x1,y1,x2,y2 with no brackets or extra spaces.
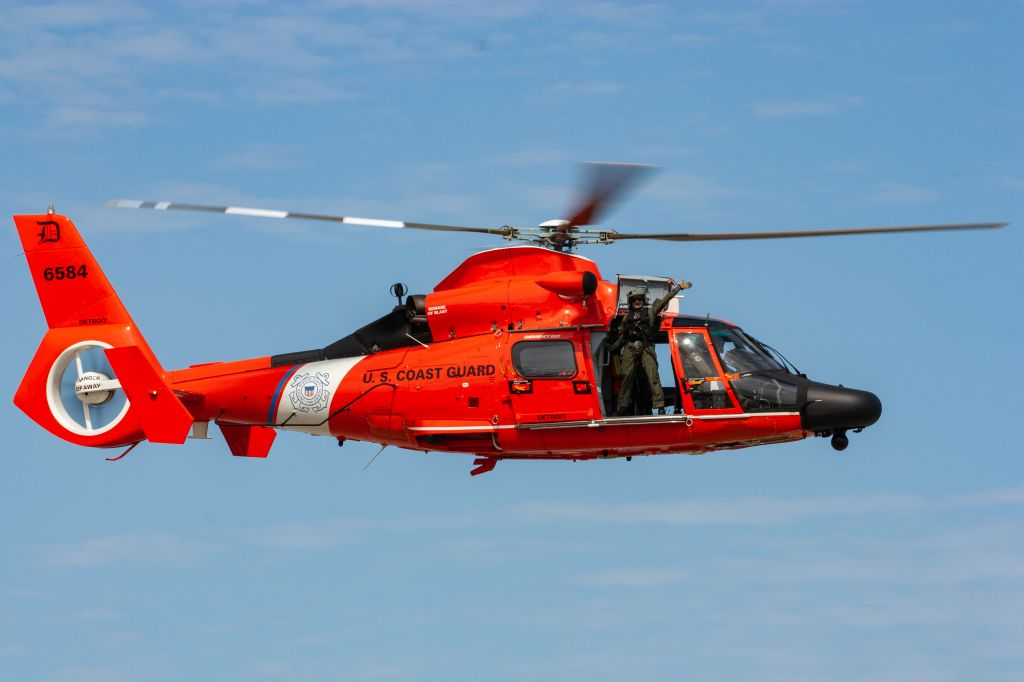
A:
611,278,692,415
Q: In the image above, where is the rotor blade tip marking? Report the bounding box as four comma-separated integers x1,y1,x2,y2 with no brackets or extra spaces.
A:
225,207,289,219
342,217,405,229
111,199,143,209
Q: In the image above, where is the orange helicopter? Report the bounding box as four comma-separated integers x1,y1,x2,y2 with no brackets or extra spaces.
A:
13,164,1006,475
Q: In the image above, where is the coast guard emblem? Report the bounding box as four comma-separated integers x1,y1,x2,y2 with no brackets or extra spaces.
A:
288,371,331,412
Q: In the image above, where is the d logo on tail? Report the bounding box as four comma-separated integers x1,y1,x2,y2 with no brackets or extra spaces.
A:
36,220,61,244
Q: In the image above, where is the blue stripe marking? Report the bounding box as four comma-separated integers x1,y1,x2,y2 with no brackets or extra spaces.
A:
268,364,301,425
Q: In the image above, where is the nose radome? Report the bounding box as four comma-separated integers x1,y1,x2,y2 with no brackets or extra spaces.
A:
801,382,882,432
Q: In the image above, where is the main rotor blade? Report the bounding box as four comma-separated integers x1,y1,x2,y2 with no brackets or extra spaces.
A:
106,199,514,237
605,222,1008,242
566,162,657,228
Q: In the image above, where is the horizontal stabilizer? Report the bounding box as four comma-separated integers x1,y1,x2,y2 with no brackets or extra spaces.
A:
105,346,193,444
219,423,276,458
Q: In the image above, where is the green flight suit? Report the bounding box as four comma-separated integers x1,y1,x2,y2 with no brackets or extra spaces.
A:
612,283,683,414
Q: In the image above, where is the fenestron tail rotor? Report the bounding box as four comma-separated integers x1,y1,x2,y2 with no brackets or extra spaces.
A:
108,162,1008,250
50,341,129,436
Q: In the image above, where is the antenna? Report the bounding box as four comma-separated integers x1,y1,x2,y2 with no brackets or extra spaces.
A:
389,282,407,308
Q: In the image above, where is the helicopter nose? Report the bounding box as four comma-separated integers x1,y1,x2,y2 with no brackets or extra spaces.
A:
801,382,882,432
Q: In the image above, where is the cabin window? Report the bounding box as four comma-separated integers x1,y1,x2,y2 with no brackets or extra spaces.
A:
512,340,577,378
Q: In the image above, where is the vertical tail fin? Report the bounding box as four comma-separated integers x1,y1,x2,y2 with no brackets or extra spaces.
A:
14,213,191,448
15,213,134,328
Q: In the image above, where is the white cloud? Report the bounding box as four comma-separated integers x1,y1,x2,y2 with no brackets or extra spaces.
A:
38,532,221,567
571,1,672,28
42,607,123,624
668,32,720,46
996,176,1024,191
491,148,575,167
6,588,57,600
758,41,808,56
239,77,358,105
546,81,623,96
520,183,573,214
639,171,737,205
925,20,977,34
947,485,1024,506
33,486,1024,581
867,182,938,204
514,485,1024,527
105,27,204,64
250,659,292,676
516,494,916,526
46,106,147,130
7,0,147,28
241,519,362,549
212,143,309,171
0,643,30,657
753,95,863,118
573,567,689,587
0,6,401,136
721,540,1024,587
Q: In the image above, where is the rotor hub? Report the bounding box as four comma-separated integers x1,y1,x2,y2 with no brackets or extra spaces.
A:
74,371,115,405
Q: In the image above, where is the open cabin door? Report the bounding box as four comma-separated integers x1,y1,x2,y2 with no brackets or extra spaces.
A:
670,327,743,415
602,275,685,416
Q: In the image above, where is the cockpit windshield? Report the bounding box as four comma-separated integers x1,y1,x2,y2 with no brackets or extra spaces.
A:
708,327,787,374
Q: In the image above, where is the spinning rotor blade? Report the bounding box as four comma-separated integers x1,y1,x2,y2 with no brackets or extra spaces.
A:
106,199,515,237
566,162,656,227
604,222,1008,242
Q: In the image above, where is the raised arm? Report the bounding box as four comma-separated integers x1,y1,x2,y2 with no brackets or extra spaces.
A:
651,277,692,319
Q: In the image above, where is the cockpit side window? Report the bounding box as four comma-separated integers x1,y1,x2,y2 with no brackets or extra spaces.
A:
709,328,784,374
677,333,719,379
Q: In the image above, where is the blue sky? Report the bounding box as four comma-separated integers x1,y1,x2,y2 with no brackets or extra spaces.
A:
1,1,1022,680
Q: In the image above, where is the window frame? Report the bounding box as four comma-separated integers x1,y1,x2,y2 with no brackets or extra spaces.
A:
511,340,579,380
670,327,741,412
708,326,786,375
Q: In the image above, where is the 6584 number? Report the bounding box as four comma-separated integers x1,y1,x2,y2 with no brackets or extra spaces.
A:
43,265,88,281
